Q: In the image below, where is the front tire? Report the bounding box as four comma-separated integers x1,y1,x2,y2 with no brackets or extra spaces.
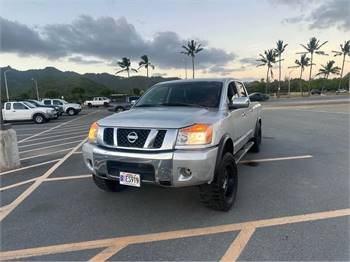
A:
93,175,126,192
33,114,46,124
115,106,124,113
67,108,76,116
199,153,238,211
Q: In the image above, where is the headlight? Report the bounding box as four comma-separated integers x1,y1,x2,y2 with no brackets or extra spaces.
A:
88,122,99,143
176,124,213,146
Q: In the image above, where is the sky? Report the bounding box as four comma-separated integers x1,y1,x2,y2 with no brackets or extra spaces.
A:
0,0,349,81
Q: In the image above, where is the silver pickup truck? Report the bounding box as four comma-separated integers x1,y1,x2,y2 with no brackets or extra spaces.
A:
83,78,262,211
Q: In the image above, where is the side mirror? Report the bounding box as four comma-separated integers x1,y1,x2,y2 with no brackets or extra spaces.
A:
228,97,250,110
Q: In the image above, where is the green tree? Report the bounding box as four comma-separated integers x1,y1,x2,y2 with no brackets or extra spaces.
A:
116,57,138,78
316,60,341,93
181,40,203,78
132,88,141,96
289,54,311,96
300,37,328,95
332,40,350,89
44,89,59,98
138,55,155,77
274,40,288,97
257,49,277,94
72,87,85,101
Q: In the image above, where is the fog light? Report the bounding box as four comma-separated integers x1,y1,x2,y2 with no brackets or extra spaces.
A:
180,167,192,177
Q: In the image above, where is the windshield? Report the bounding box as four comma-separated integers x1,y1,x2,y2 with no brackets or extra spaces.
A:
23,101,36,108
135,81,222,108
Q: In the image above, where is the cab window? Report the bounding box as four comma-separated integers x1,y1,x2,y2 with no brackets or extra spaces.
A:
43,100,51,105
13,103,28,110
5,103,11,110
53,100,62,105
236,82,247,97
227,82,239,103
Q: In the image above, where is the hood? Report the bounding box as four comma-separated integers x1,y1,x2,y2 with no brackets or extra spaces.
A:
65,103,81,108
98,107,221,129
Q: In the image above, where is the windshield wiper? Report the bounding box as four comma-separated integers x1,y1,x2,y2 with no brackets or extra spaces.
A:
161,102,208,108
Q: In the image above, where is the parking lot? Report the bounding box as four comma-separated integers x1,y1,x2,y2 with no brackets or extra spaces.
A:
0,101,349,261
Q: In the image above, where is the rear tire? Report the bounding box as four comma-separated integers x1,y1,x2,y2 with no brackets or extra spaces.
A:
93,175,126,192
115,106,124,113
199,153,238,211
250,121,262,153
88,103,92,108
33,114,46,124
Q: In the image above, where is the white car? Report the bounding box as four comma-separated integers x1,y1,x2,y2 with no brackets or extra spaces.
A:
42,99,82,116
84,97,111,107
2,101,56,124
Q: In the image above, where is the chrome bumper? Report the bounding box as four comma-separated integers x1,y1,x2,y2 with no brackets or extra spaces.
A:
82,142,218,187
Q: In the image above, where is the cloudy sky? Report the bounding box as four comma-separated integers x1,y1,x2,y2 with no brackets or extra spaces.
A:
0,0,349,80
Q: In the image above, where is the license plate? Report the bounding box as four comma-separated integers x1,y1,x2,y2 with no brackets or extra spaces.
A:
119,172,141,187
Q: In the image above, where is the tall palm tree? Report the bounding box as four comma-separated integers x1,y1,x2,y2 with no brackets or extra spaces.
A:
316,60,341,93
181,40,203,78
116,57,138,78
332,40,350,89
288,54,311,96
257,49,277,94
274,40,288,97
138,55,155,77
300,37,328,95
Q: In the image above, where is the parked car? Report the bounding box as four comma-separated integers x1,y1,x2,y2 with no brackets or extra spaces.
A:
2,101,56,124
83,79,262,211
336,88,348,94
41,99,81,116
249,92,269,101
109,96,140,112
26,99,63,117
84,97,111,107
310,89,321,95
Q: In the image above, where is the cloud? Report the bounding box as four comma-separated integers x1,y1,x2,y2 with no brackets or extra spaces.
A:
203,65,246,76
68,56,104,64
282,0,349,31
0,15,236,69
239,57,258,67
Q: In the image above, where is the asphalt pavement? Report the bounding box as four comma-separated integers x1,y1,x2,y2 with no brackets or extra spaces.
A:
0,101,349,261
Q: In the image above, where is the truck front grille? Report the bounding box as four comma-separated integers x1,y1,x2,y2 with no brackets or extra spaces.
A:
103,128,114,145
153,130,166,148
117,128,150,148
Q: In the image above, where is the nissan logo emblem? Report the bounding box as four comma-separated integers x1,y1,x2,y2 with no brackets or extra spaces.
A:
127,132,138,143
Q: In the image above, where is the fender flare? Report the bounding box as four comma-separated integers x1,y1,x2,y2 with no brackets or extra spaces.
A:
213,134,234,179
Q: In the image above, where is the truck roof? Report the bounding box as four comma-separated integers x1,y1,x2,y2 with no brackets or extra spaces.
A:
155,78,241,85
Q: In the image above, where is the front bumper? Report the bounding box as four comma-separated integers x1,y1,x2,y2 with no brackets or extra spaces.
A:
82,143,218,187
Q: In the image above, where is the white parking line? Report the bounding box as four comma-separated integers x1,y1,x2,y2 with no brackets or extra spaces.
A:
0,138,87,222
19,140,84,154
0,178,37,192
19,135,87,148
17,112,96,144
240,155,313,164
20,148,74,161
20,130,88,142
0,159,61,176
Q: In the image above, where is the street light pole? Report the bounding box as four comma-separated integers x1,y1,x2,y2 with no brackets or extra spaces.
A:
4,69,10,101
31,78,40,100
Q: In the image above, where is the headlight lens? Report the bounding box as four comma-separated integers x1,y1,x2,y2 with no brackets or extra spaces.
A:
88,122,99,143
176,124,213,146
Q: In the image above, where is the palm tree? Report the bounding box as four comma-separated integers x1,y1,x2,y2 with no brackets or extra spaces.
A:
181,40,203,78
116,57,138,77
274,40,288,97
257,49,277,94
138,55,155,77
288,54,311,96
316,60,341,93
332,40,350,89
300,37,328,95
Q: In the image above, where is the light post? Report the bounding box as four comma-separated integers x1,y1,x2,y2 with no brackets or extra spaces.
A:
31,78,40,100
4,69,11,101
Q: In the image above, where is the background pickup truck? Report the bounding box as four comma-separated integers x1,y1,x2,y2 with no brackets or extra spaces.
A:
109,96,140,112
83,78,262,211
84,97,111,107
2,101,57,123
42,98,82,116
